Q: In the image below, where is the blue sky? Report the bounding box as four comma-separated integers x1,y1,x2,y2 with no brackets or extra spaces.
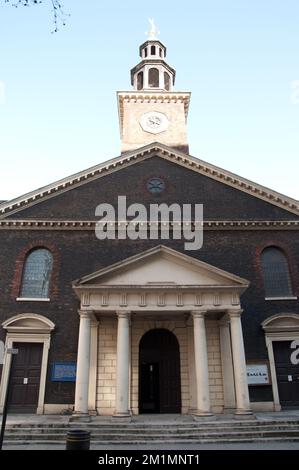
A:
0,0,298,201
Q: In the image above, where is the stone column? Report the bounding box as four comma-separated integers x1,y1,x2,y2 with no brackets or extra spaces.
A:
229,310,252,415
74,311,92,415
191,311,213,416
114,311,131,417
144,66,149,89
219,318,236,410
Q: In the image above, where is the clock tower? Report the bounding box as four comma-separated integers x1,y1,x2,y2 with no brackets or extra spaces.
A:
117,20,191,154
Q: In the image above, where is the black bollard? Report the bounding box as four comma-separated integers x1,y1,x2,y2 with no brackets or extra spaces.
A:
65,429,90,450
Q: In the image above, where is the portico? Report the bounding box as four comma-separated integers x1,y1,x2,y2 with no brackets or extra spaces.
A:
72,245,252,417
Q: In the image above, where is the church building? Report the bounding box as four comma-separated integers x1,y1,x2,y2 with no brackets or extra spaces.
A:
0,24,299,418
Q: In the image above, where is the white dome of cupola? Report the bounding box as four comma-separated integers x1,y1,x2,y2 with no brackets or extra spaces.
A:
130,19,175,92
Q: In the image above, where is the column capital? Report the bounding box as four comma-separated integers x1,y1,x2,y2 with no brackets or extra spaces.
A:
116,310,131,319
228,309,243,319
219,313,231,327
78,310,92,319
78,310,97,322
191,310,207,319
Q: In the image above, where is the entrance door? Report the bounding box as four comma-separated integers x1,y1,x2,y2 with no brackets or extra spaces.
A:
8,342,43,413
273,340,299,409
139,329,181,413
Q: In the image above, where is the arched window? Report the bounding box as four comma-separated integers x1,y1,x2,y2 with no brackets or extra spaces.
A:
144,47,148,58
261,247,293,298
137,71,143,90
148,68,159,88
20,248,53,298
164,72,170,91
151,45,156,55
159,48,162,57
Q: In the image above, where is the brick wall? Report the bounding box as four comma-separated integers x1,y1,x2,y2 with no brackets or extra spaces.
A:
1,156,299,405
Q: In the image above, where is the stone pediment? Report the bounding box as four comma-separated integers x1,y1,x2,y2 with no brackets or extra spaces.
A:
73,245,249,289
2,313,55,333
262,313,299,333
0,142,298,219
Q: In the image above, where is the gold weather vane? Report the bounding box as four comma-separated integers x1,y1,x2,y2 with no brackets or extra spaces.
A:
146,18,160,40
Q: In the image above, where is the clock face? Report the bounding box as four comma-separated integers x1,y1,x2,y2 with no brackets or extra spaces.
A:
146,177,165,194
140,111,169,134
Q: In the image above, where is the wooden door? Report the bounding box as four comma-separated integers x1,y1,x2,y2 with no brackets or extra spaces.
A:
139,329,181,413
273,341,299,409
8,342,43,413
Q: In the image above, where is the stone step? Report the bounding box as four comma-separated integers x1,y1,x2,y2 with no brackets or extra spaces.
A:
4,429,299,441
6,419,299,429
5,423,299,434
4,418,299,445
3,436,299,447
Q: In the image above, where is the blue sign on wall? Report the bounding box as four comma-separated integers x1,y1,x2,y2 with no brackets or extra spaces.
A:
51,362,76,382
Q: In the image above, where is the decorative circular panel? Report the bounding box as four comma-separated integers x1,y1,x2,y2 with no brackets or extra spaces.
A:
139,111,169,134
146,177,166,194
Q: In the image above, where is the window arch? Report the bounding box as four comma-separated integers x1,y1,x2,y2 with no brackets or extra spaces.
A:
137,71,143,90
164,72,170,91
148,68,159,88
151,45,156,55
20,248,53,298
261,247,293,298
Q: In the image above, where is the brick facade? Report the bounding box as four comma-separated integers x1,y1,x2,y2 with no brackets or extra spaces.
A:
0,154,299,411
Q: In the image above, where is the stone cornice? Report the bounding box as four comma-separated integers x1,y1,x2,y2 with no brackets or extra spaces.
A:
0,220,299,230
130,60,176,84
0,143,298,218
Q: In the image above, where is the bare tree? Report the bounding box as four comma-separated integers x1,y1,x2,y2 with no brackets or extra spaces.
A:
3,0,68,32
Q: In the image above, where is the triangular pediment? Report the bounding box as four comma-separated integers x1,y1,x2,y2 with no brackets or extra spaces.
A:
73,245,249,289
0,142,298,219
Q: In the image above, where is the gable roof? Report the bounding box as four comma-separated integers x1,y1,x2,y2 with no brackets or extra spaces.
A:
73,244,249,290
1,142,298,218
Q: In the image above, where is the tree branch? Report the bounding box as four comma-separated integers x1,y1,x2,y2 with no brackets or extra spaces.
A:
3,0,69,32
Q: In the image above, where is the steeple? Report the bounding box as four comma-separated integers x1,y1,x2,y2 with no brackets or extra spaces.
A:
117,21,191,154
131,19,175,92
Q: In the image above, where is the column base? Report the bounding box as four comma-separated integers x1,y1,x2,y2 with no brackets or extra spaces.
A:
113,411,131,419
234,409,255,419
192,410,215,420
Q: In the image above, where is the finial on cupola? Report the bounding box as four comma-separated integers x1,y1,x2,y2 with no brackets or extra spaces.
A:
146,18,160,40
130,19,175,91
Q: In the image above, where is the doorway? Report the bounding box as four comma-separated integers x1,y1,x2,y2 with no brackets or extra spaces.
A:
273,340,299,409
8,342,43,413
139,329,181,413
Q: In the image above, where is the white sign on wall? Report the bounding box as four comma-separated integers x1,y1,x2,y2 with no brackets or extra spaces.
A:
246,363,270,385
